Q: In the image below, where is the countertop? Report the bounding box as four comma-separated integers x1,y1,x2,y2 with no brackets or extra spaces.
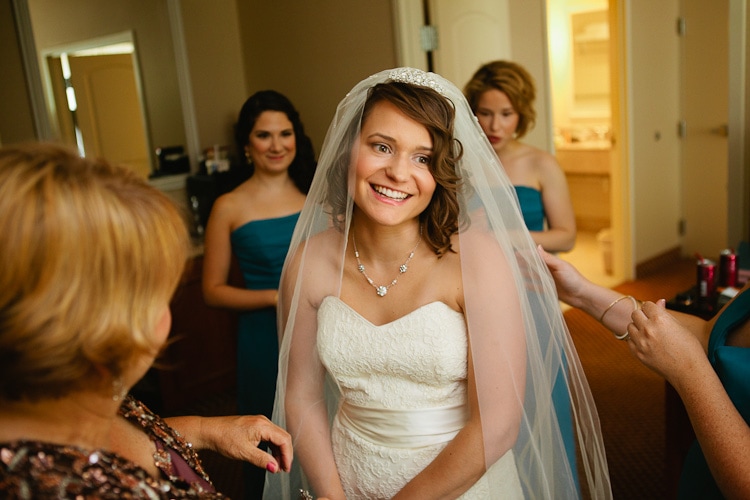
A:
555,140,612,151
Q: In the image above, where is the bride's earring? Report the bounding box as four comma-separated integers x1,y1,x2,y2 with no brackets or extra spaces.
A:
244,150,253,165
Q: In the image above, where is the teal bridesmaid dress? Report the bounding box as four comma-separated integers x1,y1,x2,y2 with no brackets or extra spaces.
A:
230,212,299,498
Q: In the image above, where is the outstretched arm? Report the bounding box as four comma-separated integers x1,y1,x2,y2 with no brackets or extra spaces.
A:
543,245,750,498
538,246,707,344
164,414,292,473
628,297,750,499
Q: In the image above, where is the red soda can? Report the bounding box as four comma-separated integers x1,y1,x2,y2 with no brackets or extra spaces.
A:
719,248,738,287
696,258,716,304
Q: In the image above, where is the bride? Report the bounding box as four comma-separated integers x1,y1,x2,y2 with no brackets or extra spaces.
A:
264,68,611,499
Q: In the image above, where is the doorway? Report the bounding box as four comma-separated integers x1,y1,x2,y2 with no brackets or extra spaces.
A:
41,33,152,179
547,0,622,287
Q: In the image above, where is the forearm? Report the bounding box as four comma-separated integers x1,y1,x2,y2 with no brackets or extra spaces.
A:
672,361,750,499
288,400,345,499
163,416,207,449
530,228,576,253
393,420,495,500
203,284,277,310
562,279,636,334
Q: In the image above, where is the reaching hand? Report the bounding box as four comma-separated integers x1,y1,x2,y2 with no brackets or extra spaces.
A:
625,299,707,385
201,414,293,473
537,245,590,307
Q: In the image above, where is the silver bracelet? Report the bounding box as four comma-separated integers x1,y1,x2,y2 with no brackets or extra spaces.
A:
599,295,637,323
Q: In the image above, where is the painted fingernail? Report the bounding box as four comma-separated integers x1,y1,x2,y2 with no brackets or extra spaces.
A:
266,462,278,473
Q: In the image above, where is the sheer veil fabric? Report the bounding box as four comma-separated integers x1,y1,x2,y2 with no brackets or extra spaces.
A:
265,68,611,499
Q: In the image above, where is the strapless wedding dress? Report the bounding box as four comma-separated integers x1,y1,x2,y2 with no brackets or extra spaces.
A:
317,296,522,499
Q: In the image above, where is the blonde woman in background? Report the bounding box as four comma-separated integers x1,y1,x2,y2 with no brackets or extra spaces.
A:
465,60,581,491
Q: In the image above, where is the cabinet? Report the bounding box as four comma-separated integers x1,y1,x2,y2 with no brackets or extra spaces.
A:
556,147,611,232
157,254,239,413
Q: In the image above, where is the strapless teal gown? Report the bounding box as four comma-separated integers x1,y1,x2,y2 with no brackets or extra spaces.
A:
514,185,545,231
230,212,299,499
514,185,580,487
678,287,750,499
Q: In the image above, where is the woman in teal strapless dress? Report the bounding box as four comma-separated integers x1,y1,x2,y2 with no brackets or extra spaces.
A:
464,60,576,253
202,90,315,499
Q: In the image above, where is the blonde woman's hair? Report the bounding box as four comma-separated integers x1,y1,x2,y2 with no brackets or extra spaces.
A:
0,143,190,401
464,60,537,139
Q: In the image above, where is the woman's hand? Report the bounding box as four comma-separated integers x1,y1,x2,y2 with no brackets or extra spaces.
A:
166,414,292,473
206,414,293,472
626,299,707,386
537,245,590,307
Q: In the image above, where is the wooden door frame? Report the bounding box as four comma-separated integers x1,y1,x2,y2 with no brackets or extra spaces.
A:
609,0,633,280
727,0,749,246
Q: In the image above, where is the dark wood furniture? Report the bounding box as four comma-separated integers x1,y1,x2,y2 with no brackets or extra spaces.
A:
158,254,239,414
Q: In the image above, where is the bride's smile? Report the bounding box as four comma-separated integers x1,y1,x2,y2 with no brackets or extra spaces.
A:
353,100,436,227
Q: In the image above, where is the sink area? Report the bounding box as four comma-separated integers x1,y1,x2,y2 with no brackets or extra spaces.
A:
556,147,611,175
555,138,611,231
556,139,612,151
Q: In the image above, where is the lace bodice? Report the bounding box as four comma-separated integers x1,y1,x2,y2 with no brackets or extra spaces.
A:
315,296,521,499
317,297,468,409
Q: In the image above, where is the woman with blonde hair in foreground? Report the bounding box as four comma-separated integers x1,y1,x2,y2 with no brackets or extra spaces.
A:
0,143,292,498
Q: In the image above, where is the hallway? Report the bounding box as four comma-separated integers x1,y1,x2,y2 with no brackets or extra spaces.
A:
559,230,622,305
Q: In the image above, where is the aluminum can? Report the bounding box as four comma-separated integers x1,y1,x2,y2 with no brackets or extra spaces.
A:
719,248,739,288
696,258,716,303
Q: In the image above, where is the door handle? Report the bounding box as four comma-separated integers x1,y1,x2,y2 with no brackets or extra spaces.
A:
710,124,728,137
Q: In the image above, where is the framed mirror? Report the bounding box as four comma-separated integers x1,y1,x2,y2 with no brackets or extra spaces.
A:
41,32,151,178
13,0,192,180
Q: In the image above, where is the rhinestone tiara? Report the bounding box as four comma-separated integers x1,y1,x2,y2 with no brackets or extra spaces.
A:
387,67,446,96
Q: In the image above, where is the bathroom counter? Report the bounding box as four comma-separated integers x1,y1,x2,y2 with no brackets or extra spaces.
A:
555,147,611,232
556,147,611,175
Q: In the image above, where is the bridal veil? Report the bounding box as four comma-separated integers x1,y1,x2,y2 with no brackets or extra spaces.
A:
265,68,611,499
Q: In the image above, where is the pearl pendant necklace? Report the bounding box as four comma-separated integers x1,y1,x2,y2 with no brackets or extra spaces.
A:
352,226,422,297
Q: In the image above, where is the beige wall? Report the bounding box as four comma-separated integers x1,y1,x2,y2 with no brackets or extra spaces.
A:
235,0,398,153
179,0,247,154
0,0,36,145
508,0,553,151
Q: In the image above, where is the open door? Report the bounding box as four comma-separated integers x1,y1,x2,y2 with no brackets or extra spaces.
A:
679,0,730,258
66,53,151,178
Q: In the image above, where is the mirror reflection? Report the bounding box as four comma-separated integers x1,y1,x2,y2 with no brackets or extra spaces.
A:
42,33,151,178
23,0,188,178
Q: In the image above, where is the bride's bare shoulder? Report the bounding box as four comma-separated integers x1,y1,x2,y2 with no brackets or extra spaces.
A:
284,228,345,300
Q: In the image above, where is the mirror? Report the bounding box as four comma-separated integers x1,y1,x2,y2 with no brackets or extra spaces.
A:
18,0,189,179
41,32,151,178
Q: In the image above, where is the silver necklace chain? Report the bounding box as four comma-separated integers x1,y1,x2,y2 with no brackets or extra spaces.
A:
352,226,422,297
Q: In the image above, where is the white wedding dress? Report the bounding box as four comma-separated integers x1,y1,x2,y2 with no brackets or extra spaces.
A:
317,296,523,499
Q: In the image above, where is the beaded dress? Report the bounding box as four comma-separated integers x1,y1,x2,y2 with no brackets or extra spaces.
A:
0,396,222,499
